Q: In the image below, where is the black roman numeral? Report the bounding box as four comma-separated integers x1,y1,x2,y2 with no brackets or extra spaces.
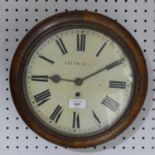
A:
72,112,80,128
31,75,48,82
96,42,107,57
92,110,101,124
101,96,119,111
77,34,86,51
34,89,51,106
38,55,54,64
56,38,68,54
50,105,63,123
109,81,126,89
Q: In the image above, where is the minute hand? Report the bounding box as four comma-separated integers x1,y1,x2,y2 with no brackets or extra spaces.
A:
82,58,124,81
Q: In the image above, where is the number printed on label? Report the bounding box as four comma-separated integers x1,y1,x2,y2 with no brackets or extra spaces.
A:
69,99,86,109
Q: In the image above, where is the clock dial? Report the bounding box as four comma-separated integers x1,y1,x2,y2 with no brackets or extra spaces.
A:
25,28,134,137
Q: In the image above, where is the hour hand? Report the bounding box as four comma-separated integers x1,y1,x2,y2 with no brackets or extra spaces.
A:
50,74,75,83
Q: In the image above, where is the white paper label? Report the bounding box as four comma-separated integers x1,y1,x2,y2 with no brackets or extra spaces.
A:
69,99,86,109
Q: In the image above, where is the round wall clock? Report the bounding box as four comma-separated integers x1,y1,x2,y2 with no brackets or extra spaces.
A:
10,11,148,148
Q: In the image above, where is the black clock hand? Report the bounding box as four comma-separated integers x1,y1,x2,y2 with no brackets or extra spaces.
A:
50,74,75,83
50,74,84,86
49,58,124,85
82,58,124,81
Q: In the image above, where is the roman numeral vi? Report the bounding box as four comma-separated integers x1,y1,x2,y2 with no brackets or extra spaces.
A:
72,112,80,128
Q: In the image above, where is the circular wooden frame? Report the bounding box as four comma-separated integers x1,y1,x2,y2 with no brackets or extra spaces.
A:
10,11,148,148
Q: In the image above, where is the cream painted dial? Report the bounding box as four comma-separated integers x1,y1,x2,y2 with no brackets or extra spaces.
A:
25,28,134,137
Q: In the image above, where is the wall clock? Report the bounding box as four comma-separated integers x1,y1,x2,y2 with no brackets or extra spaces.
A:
10,11,148,148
